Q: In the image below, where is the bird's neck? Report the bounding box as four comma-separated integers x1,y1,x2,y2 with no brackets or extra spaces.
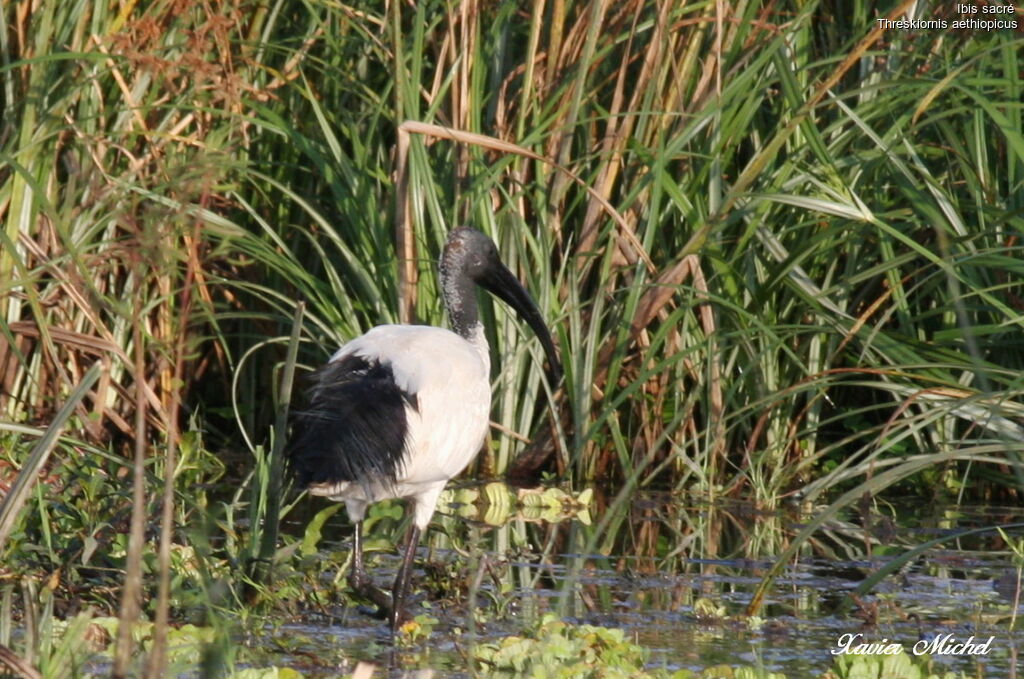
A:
446,294,479,340
441,266,478,337
450,307,491,372
464,321,490,374
441,273,490,371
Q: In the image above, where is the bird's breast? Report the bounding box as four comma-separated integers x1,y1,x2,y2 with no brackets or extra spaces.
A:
340,324,492,485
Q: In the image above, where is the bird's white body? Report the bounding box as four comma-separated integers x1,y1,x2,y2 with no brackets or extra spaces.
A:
307,323,492,529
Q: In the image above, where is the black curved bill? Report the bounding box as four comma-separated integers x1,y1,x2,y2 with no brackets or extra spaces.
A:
477,260,562,387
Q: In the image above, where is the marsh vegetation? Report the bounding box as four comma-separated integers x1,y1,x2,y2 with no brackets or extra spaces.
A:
1,0,1022,676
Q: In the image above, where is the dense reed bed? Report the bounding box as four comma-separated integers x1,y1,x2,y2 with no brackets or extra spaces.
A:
1,0,1022,675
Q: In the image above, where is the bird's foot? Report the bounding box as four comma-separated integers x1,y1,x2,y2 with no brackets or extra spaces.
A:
348,575,393,612
351,597,411,633
347,573,413,631
355,603,389,620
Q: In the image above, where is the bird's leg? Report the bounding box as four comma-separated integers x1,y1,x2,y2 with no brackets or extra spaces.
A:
389,524,422,631
347,519,392,615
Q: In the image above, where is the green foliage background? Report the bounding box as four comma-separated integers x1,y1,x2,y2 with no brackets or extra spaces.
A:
1,0,1023,674
4,0,1022,499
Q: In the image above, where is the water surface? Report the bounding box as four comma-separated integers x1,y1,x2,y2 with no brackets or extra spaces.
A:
271,494,1024,677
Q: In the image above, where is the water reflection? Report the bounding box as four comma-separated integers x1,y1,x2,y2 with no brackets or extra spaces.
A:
279,491,1024,677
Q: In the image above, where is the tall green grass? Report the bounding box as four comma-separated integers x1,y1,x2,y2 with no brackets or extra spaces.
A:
5,0,1017,499
2,0,1023,672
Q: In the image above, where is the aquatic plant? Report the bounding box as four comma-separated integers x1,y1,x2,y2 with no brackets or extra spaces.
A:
823,650,961,679
472,613,665,678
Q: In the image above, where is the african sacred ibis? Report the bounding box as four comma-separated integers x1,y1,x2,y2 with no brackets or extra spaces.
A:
289,227,561,630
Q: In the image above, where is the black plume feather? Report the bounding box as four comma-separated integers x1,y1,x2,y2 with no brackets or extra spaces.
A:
288,354,414,492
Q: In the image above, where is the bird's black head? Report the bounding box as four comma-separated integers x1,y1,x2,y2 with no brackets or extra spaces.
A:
439,227,562,387
441,227,501,282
